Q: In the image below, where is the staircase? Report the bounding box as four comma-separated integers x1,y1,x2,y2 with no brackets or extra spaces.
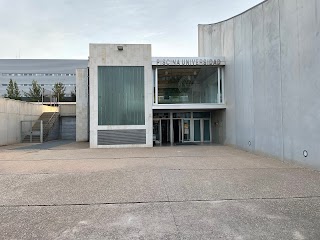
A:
22,112,59,143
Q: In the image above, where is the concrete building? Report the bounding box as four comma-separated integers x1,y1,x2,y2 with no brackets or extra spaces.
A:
76,44,226,148
76,0,319,170
0,0,318,169
0,59,88,97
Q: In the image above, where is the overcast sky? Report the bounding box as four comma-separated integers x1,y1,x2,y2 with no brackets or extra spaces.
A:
0,0,263,59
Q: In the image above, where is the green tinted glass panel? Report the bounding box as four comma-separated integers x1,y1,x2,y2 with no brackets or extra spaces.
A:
194,120,201,141
204,120,210,141
98,66,145,125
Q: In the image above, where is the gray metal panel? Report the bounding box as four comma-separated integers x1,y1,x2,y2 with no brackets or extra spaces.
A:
60,117,76,140
98,129,146,145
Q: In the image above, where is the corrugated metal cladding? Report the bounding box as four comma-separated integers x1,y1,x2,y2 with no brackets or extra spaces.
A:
60,117,76,140
98,129,146,145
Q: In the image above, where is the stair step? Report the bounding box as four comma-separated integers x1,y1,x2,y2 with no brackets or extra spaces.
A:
21,112,59,143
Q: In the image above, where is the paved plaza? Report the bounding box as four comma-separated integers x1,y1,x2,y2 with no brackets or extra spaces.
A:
0,142,319,239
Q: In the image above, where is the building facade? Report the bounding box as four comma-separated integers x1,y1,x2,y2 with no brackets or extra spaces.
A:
76,0,320,170
0,0,318,169
77,44,226,148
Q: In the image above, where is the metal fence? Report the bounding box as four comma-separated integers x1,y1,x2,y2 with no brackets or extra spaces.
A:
21,120,43,143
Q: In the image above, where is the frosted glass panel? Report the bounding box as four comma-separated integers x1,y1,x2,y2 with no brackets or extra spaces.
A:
98,66,145,125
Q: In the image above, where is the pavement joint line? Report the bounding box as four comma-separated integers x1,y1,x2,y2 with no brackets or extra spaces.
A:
0,155,234,162
166,167,303,171
0,155,288,162
1,196,320,208
0,167,305,175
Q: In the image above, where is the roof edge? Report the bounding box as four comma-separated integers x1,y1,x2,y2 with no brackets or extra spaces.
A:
198,0,268,26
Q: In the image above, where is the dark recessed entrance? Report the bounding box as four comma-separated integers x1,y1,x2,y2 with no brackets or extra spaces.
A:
173,119,180,143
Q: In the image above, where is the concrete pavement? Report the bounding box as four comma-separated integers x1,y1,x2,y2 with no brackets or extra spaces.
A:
0,143,319,239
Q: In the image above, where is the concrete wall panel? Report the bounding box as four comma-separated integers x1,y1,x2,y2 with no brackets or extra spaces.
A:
76,68,89,142
0,113,8,146
233,13,255,151
293,0,320,167
279,0,302,163
254,0,283,158
252,4,265,154
221,20,236,145
211,24,222,56
199,0,320,168
198,25,213,57
198,25,206,57
0,98,58,146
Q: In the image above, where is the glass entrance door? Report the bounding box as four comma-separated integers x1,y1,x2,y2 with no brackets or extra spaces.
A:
154,111,211,145
182,119,190,142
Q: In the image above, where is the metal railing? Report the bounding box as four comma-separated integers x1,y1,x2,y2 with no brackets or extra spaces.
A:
43,112,59,140
21,120,43,143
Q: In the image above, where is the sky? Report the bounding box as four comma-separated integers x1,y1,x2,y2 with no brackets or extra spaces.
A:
0,0,264,59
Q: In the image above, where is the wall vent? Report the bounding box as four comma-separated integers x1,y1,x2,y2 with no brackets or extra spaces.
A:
98,129,146,145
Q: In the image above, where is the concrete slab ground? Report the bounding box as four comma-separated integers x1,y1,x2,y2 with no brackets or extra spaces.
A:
0,143,319,239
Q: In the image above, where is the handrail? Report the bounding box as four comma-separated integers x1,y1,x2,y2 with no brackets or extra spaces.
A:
43,112,59,140
44,112,58,129
20,120,43,143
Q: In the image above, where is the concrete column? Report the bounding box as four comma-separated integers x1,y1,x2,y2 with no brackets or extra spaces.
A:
76,68,89,141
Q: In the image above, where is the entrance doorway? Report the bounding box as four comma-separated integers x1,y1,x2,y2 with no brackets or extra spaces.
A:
173,119,180,143
153,111,211,146
161,119,170,144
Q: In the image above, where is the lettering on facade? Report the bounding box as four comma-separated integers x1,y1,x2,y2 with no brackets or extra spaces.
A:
155,58,221,66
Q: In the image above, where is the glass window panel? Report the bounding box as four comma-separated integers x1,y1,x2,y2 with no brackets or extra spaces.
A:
204,120,210,141
194,120,201,141
173,112,191,118
193,112,210,118
98,66,145,125
153,113,169,118
157,67,218,104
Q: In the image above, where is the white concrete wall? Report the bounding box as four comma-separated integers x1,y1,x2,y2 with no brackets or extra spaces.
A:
76,68,89,142
89,44,153,148
0,98,58,146
199,0,320,169
60,104,76,117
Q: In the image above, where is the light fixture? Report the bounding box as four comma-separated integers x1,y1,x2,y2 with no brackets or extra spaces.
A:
117,46,123,51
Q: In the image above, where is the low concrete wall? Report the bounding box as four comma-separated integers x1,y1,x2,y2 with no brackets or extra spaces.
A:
0,98,58,146
59,103,76,117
